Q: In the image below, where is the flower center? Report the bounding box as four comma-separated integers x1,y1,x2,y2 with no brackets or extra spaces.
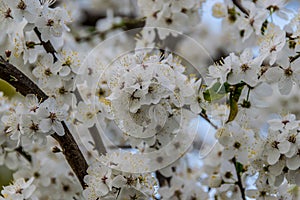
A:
44,68,52,76
30,121,39,132
270,46,276,53
240,63,249,72
49,112,57,122
47,19,54,26
101,176,108,184
86,112,93,119
165,18,173,25
271,141,279,149
16,188,23,194
233,141,241,149
59,87,67,94
224,171,232,179
284,67,293,76
17,0,26,10
4,8,13,19
288,134,296,143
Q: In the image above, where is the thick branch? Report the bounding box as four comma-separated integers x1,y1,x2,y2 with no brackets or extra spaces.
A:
52,122,88,187
0,56,48,100
0,57,88,188
232,0,249,16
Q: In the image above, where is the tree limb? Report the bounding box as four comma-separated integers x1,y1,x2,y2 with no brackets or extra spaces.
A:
75,17,146,42
0,56,88,188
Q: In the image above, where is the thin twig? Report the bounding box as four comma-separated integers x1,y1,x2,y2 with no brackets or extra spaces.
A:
289,53,300,63
232,157,246,200
232,0,249,16
199,112,218,130
33,27,58,62
75,17,146,42
73,89,107,155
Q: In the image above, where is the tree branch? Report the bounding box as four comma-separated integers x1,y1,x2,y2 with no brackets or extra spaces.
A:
33,27,58,62
0,56,88,188
289,52,300,63
232,0,249,16
75,17,146,42
0,56,48,100
88,125,107,155
15,146,32,163
74,89,107,155
52,121,88,187
80,10,139,27
199,112,218,130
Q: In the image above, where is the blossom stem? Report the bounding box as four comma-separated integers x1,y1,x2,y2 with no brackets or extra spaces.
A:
232,0,249,16
0,56,88,188
199,112,218,129
246,86,251,101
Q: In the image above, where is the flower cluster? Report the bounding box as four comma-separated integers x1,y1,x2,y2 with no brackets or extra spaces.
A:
137,0,200,39
101,51,204,151
83,162,157,199
1,95,67,148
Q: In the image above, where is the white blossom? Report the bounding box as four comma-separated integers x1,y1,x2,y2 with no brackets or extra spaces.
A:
37,98,67,136
1,177,36,200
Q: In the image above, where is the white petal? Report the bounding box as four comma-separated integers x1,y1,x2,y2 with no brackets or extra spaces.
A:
39,119,52,133
267,150,280,165
52,121,65,136
278,76,293,95
286,156,300,170
278,141,290,154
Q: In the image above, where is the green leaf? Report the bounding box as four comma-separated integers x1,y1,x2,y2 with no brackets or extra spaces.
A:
227,98,238,123
235,161,244,174
203,82,227,102
226,83,245,123
0,79,17,98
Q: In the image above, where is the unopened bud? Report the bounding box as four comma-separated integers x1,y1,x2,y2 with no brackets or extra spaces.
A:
5,50,11,58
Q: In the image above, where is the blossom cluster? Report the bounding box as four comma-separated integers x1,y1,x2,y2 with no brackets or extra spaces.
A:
83,163,157,200
101,51,204,150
